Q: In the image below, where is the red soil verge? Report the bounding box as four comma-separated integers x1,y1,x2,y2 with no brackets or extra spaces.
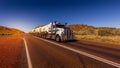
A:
0,37,23,68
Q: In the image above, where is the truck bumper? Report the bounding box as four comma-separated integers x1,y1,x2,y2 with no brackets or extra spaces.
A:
61,35,73,41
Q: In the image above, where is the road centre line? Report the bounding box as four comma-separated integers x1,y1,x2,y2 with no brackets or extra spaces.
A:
22,38,33,68
34,36,120,68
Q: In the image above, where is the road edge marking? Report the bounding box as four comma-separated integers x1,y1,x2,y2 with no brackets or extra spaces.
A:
22,38,33,68
34,36,120,68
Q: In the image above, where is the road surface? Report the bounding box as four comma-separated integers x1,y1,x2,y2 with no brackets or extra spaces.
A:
17,34,120,68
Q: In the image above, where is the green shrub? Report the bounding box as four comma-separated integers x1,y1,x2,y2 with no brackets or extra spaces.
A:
98,29,111,36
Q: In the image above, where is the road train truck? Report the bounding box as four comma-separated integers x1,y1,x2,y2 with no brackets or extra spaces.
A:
31,21,73,42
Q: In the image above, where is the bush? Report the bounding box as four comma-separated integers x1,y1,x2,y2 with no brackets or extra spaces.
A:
98,29,112,36
68,24,120,36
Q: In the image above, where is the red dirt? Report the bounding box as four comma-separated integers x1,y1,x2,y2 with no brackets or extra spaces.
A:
0,37,23,68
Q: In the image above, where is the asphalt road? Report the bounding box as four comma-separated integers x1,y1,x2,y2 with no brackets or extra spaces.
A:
21,34,120,68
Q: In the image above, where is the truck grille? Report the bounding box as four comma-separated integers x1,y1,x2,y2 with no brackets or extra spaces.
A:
64,28,72,40
66,29,72,35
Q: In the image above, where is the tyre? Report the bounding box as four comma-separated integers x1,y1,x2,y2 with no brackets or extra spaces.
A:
55,35,61,42
43,35,45,38
44,35,47,39
42,35,44,38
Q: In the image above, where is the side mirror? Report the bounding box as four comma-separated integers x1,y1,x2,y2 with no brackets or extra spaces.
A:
65,22,67,26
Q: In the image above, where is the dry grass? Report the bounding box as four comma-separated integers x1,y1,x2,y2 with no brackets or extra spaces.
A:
0,37,22,68
75,35,120,45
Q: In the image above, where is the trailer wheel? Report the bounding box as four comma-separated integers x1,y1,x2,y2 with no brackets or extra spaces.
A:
43,35,45,38
44,35,47,39
55,35,61,42
42,35,44,38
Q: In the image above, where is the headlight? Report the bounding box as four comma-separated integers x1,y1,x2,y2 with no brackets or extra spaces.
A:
61,32,64,35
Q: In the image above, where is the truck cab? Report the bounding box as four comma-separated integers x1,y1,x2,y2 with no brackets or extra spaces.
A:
50,21,73,42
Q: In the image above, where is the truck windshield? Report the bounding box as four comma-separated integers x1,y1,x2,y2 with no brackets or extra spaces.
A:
56,25,65,28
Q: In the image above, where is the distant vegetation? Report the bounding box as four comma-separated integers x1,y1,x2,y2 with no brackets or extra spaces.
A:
0,26,24,36
68,24,120,36
68,24,120,44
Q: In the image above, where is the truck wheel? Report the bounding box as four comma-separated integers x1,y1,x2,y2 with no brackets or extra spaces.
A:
44,35,47,39
55,35,61,42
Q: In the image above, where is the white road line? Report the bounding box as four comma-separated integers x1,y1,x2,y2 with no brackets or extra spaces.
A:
34,36,120,68
22,38,33,68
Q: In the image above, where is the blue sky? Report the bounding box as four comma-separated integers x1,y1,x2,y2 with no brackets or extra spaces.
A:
0,0,120,32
